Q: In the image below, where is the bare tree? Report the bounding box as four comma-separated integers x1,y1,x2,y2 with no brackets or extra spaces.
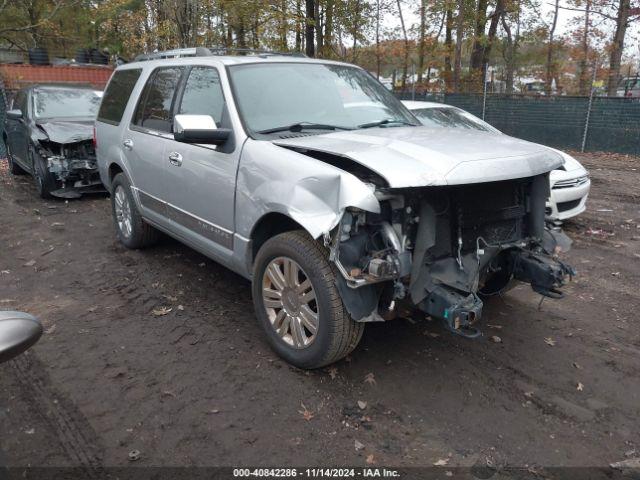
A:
305,0,315,57
607,0,631,95
397,0,410,90
546,0,559,95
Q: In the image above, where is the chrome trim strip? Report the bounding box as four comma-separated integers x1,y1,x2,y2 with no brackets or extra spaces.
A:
134,187,233,249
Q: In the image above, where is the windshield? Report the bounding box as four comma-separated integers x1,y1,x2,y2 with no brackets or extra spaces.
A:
412,107,497,132
228,63,417,134
33,89,102,119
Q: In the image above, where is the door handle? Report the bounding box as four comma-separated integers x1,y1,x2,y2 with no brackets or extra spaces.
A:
168,151,183,167
122,139,134,150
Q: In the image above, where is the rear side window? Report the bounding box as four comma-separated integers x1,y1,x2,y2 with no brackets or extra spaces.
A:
97,69,142,125
178,67,225,125
132,67,183,133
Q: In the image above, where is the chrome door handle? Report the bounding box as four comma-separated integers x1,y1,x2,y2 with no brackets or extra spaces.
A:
168,151,183,166
122,139,133,150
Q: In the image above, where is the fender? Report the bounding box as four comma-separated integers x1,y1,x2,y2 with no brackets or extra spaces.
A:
236,140,380,240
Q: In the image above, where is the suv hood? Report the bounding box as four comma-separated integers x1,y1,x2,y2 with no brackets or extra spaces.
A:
274,127,564,188
36,119,94,144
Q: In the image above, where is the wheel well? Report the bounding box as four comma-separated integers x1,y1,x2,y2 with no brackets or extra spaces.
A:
108,163,123,187
251,213,305,260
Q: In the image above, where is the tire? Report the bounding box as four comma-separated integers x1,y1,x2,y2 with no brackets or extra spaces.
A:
31,149,58,199
5,143,26,175
110,173,160,249
252,230,364,369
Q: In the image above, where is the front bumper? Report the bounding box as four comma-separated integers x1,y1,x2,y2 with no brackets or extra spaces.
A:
546,178,591,221
46,156,106,198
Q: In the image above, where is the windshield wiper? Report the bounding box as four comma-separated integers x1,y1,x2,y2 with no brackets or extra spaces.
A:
257,122,353,134
358,118,415,129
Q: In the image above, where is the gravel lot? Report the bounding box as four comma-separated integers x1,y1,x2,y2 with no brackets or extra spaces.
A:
0,152,639,475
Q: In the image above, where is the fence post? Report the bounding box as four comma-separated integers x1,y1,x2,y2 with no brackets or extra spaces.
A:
482,63,488,120
581,63,598,153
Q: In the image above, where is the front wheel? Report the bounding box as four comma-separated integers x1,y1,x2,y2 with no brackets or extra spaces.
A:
31,150,57,198
252,230,364,369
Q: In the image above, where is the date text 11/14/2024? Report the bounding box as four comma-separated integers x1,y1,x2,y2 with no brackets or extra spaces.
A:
233,468,401,478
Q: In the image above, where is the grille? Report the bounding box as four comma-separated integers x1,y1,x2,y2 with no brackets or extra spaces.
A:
553,175,589,189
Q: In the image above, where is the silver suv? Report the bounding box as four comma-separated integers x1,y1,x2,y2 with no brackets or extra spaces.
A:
96,48,574,368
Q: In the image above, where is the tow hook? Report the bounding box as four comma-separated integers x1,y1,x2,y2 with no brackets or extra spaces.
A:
420,286,483,339
510,249,575,298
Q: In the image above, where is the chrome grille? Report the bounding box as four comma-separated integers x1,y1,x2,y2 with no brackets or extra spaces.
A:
553,175,589,189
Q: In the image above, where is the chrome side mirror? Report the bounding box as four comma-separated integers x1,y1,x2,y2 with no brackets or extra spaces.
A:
0,311,42,364
173,114,231,145
6,109,23,121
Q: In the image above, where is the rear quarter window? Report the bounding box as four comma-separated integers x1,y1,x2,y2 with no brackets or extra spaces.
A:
97,69,142,125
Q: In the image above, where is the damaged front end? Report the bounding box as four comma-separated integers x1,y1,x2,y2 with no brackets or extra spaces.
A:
36,139,104,198
327,173,575,337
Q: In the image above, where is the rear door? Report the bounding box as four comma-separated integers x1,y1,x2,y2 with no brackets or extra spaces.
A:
124,66,185,220
162,65,239,251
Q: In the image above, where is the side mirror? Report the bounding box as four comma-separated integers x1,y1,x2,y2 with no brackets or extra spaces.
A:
0,311,43,364
173,114,231,145
6,109,23,121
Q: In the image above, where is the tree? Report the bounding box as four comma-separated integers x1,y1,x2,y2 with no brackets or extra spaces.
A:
545,0,559,95
305,0,315,56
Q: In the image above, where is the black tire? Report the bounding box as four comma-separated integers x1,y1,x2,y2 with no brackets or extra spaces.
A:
252,230,364,369
31,149,58,199
110,173,160,249
5,143,26,175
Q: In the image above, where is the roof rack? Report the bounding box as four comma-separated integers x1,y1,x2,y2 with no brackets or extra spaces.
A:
133,47,306,62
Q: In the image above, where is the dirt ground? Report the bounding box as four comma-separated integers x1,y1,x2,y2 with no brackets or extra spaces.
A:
0,152,639,475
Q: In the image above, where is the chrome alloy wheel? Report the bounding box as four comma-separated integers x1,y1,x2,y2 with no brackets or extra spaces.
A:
262,257,319,349
114,185,133,238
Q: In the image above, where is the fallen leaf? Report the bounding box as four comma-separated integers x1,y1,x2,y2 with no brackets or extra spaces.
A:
163,295,178,302
364,372,376,385
24,259,36,267
298,403,314,421
328,367,338,379
45,324,56,335
572,362,582,369
25,428,35,435
434,458,449,466
544,337,556,346
357,400,367,410
490,335,502,343
152,306,172,316
177,305,184,311
366,454,375,464
577,382,584,391
354,440,365,451
487,324,503,329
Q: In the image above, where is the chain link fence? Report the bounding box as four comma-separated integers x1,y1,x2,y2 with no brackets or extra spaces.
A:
396,91,640,155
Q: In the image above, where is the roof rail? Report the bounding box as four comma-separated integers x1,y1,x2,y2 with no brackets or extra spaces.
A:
133,46,306,62
134,47,212,62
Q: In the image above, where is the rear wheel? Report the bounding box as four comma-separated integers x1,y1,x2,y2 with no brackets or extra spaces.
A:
110,173,160,249
252,230,364,369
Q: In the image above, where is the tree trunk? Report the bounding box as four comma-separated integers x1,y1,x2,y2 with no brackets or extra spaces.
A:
482,0,505,68
305,0,315,57
324,0,334,57
417,0,427,83
295,0,302,51
375,0,381,78
453,0,464,92
397,0,410,90
607,0,631,96
578,0,591,95
444,6,453,91
546,0,559,95
315,0,323,56
469,0,489,74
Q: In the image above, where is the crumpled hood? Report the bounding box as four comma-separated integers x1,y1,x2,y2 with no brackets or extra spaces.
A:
36,120,93,144
274,127,564,188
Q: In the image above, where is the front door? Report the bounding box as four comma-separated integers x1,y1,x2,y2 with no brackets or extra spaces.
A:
163,66,240,251
6,90,29,169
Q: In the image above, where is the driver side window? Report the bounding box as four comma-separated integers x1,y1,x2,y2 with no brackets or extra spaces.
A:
178,67,226,127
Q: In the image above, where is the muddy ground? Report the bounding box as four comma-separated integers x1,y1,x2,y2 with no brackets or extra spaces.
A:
0,152,639,475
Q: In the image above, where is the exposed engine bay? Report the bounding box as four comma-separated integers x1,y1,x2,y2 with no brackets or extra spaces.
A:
37,138,104,198
326,173,575,337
